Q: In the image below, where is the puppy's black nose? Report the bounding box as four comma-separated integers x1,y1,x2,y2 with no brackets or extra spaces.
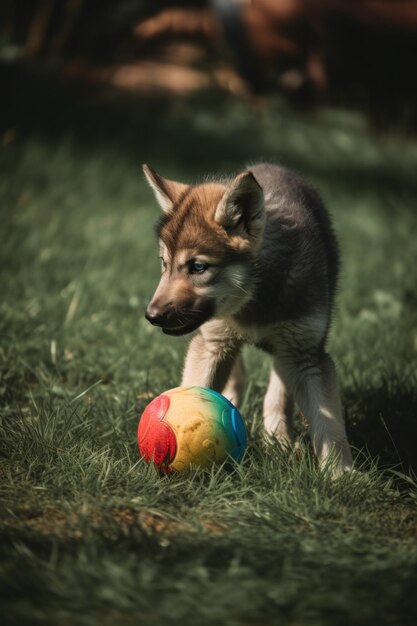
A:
145,308,166,326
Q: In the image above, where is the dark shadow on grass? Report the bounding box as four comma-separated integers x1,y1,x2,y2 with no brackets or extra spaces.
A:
344,381,417,474
1,64,417,204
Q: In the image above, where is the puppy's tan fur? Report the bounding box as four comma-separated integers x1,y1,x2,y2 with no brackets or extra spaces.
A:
144,162,353,475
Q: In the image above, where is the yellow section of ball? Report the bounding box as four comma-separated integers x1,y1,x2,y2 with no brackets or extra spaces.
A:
165,389,229,471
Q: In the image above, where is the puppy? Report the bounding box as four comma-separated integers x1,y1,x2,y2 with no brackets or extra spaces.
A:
143,162,353,474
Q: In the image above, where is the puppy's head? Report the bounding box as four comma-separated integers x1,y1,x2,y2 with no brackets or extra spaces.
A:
143,164,264,336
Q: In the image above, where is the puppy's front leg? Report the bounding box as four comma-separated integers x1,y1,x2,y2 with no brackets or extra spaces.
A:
181,320,241,392
221,354,245,407
263,366,294,447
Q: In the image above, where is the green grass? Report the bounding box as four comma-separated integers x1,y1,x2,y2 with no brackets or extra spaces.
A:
1,88,417,626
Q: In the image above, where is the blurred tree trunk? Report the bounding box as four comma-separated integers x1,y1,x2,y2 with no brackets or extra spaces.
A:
51,0,84,56
24,0,55,58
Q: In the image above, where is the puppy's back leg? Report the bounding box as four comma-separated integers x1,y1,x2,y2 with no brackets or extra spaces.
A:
263,366,294,447
277,350,353,475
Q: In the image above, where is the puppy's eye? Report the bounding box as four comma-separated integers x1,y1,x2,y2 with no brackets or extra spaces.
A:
189,260,209,274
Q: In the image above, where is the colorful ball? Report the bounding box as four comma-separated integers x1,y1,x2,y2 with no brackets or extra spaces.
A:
137,386,247,472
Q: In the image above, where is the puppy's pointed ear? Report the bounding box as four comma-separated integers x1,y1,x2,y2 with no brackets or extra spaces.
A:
215,172,265,246
142,164,188,214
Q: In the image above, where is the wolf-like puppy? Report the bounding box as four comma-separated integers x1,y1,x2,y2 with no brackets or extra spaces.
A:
143,162,353,474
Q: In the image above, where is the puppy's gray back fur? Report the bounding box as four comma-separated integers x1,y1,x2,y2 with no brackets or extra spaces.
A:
236,163,339,331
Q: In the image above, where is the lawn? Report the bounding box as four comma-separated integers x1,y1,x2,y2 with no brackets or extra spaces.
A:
1,86,417,626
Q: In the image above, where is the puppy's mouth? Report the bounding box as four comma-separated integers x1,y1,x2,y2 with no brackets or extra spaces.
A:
162,319,204,336
161,303,214,336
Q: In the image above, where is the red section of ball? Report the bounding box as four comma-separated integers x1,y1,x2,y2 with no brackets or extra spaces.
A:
137,394,177,468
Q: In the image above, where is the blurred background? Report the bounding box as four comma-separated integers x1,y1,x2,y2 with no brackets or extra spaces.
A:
1,0,417,129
